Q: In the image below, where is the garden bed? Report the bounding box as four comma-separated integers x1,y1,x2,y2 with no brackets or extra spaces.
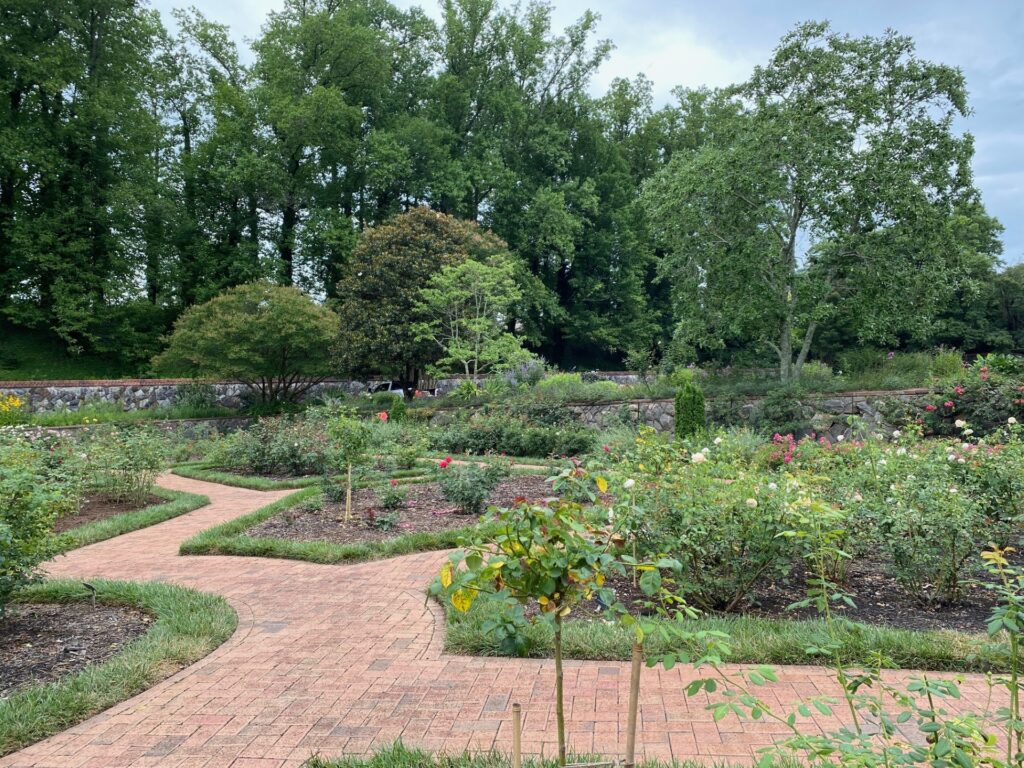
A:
54,492,164,533
0,580,235,756
248,475,553,546
54,488,209,553
1,602,151,697
531,555,998,636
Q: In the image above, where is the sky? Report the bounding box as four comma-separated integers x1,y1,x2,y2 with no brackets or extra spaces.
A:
150,0,1024,263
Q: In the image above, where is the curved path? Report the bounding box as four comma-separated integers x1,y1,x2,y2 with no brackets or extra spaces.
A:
1,475,995,768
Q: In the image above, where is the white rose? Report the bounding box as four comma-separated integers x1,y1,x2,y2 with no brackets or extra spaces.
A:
958,458,966,464
954,419,966,428
623,478,635,490
690,452,706,464
948,454,956,461
949,487,959,493
963,428,974,436
713,437,723,445
837,434,845,442
892,430,901,439
1009,417,1018,425
745,498,758,508
961,443,971,450
767,482,778,491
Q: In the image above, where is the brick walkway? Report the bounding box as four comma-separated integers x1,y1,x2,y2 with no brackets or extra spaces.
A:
0,474,997,768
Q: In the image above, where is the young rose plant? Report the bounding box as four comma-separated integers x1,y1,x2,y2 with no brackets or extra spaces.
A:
433,499,623,766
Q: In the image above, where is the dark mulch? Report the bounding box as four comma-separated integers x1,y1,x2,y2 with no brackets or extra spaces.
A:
248,475,554,545
54,493,163,533
538,555,999,635
0,602,151,698
747,555,998,634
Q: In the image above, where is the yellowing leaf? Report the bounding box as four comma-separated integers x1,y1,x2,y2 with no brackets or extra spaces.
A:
451,588,474,613
596,573,605,587
596,476,608,493
440,561,454,589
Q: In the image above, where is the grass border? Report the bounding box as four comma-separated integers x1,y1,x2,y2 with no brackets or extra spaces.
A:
172,463,431,491
172,462,321,490
179,486,480,564
438,589,1006,674
55,488,209,554
0,579,236,756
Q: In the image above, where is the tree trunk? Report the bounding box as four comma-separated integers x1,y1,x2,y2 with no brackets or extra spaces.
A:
280,203,297,284
778,313,793,383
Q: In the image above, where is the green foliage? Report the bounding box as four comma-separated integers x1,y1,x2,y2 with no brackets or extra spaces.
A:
82,426,168,503
674,379,706,439
413,253,531,377
643,22,995,382
204,416,331,477
335,209,512,382
375,481,407,512
429,414,596,458
153,283,337,404
172,381,218,410
0,435,69,613
433,498,623,764
435,460,510,515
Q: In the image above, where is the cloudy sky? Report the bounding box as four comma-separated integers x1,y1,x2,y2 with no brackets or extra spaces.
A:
150,0,1024,263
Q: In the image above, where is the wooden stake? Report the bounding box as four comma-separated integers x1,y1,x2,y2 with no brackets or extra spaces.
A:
512,702,522,768
345,462,353,521
625,639,643,768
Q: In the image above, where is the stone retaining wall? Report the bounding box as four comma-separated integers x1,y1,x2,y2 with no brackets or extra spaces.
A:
0,370,650,412
566,389,931,439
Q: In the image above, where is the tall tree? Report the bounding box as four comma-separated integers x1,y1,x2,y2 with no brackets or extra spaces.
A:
643,22,996,380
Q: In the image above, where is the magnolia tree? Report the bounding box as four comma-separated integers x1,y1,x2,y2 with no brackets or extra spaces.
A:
643,22,1001,381
335,207,516,388
412,253,533,377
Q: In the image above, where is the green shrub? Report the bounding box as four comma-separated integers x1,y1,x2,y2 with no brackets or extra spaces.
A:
436,459,509,515
375,480,407,511
429,416,596,457
880,447,985,605
370,392,406,421
674,379,705,439
172,381,218,410
797,360,835,389
931,348,966,379
749,388,809,435
0,436,69,613
84,426,167,503
205,416,331,476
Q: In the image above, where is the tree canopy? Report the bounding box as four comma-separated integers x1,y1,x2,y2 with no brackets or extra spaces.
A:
0,3,1017,377
153,282,337,403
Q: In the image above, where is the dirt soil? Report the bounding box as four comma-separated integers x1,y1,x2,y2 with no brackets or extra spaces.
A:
54,492,164,533
549,555,999,635
248,474,554,546
0,602,151,698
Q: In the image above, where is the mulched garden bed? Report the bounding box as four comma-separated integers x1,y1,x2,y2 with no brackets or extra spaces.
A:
0,602,151,698
248,474,554,545
54,493,164,533
547,555,999,635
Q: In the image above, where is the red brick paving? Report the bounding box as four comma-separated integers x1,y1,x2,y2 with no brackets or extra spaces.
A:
0,474,999,767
